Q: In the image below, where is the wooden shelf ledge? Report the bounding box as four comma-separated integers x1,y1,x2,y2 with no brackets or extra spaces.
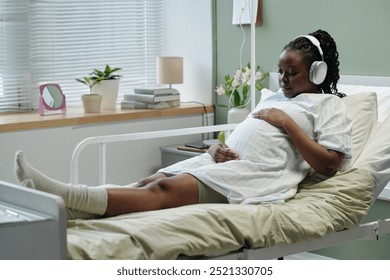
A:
0,104,214,133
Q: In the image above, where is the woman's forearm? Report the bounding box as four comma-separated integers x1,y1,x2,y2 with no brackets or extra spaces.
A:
282,117,344,175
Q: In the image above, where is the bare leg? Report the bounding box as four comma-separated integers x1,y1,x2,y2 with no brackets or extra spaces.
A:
104,173,198,217
133,172,167,188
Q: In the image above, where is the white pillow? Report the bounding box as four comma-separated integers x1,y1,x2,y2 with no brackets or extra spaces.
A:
341,92,378,169
339,85,390,192
339,84,390,122
355,118,390,198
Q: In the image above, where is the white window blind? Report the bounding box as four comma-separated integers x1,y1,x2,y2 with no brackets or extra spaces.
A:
0,0,164,112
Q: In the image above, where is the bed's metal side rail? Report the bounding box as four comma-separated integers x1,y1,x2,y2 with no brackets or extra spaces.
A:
70,124,237,184
246,221,381,260
378,218,390,238
208,218,390,260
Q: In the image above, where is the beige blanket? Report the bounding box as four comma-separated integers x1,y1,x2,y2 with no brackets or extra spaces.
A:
67,168,374,259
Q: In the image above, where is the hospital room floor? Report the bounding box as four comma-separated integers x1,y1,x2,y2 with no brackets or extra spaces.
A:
285,252,333,260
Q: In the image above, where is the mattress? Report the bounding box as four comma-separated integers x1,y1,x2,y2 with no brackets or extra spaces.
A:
66,167,374,259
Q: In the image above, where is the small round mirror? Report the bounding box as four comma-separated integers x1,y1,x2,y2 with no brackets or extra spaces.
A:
41,85,64,109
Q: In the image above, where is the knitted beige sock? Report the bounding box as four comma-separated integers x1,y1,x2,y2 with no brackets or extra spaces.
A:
21,179,101,219
15,150,108,216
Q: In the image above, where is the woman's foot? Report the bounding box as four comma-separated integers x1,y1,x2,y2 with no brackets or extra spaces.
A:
14,150,69,195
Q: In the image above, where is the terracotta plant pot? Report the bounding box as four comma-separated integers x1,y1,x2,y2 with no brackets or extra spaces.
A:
81,94,102,113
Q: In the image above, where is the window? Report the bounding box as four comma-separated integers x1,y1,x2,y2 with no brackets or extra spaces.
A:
0,0,164,112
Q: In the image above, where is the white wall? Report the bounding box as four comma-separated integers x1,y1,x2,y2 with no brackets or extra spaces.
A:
164,0,213,105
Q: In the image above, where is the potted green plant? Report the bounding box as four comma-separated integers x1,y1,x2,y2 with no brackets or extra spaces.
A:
90,65,122,109
76,76,103,113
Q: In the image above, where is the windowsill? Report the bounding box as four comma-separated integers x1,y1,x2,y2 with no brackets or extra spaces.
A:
0,104,214,133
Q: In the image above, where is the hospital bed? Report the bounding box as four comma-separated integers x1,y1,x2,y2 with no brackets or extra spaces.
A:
63,74,390,260
2,75,390,260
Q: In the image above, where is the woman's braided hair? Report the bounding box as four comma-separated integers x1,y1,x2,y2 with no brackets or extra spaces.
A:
284,29,344,97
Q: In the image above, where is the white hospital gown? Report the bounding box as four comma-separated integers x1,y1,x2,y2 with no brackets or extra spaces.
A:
158,92,352,204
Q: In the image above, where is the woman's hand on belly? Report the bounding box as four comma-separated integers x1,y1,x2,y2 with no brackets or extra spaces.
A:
252,108,290,128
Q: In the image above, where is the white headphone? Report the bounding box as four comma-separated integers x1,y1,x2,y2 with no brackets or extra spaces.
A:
295,35,328,85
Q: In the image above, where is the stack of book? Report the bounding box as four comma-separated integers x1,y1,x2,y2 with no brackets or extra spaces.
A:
121,87,180,109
